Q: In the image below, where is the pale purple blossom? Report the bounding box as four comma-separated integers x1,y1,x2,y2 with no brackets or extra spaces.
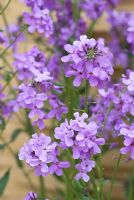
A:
120,125,134,159
122,71,134,92
54,112,105,181
24,191,49,200
24,7,53,38
19,133,70,176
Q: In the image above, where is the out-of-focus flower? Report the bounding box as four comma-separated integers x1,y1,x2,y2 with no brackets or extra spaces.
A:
24,7,53,38
120,125,134,159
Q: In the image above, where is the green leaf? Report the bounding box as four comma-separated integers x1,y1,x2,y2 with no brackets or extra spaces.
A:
10,128,23,143
0,169,10,196
0,143,9,150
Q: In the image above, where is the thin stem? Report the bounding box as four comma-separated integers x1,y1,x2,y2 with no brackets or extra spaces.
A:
100,103,113,136
87,20,97,38
0,25,27,58
0,71,17,93
108,154,122,200
72,0,79,22
0,3,12,42
90,172,100,200
1,55,13,70
64,170,73,200
39,176,46,198
0,0,11,15
84,80,88,113
97,155,104,200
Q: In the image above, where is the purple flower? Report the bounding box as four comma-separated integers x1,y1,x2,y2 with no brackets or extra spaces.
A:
13,47,68,130
49,159,70,176
80,0,106,20
5,24,25,52
127,16,134,53
47,95,68,121
75,160,95,182
19,133,70,176
24,191,38,200
122,71,134,92
0,32,7,44
80,0,119,20
54,112,105,182
24,191,49,200
120,125,134,159
13,46,46,80
61,35,113,88
22,0,55,10
55,119,74,147
24,7,53,38
108,33,128,68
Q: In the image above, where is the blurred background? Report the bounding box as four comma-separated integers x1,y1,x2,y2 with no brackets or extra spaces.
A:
0,0,134,200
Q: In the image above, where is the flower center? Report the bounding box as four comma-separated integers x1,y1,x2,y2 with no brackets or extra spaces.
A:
87,49,96,59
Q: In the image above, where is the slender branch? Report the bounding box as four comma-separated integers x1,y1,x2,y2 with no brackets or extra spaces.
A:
108,154,122,200
0,71,17,93
0,0,11,15
0,25,27,58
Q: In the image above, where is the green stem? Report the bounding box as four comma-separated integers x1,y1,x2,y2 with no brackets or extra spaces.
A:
2,11,11,42
128,170,134,200
39,176,46,199
64,170,74,200
1,55,13,70
97,155,104,200
72,0,79,22
108,154,122,200
87,20,97,38
0,25,27,58
90,172,100,200
101,103,113,136
0,0,11,15
0,71,17,93
84,80,88,114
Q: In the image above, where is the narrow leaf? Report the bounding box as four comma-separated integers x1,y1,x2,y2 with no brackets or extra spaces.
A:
10,128,23,143
0,143,9,150
0,169,10,196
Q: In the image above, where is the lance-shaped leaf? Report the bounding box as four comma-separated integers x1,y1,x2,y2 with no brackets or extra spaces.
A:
0,169,10,196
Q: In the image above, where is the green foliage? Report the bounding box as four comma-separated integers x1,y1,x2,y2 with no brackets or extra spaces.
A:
0,143,9,150
0,169,10,196
10,128,23,143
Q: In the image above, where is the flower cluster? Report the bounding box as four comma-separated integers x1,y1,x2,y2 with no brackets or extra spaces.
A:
90,72,134,141
13,46,47,80
127,15,134,54
49,0,87,49
122,70,134,92
108,10,134,63
23,1,53,37
19,133,70,176
61,35,113,88
80,0,119,20
13,47,67,129
55,112,105,182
